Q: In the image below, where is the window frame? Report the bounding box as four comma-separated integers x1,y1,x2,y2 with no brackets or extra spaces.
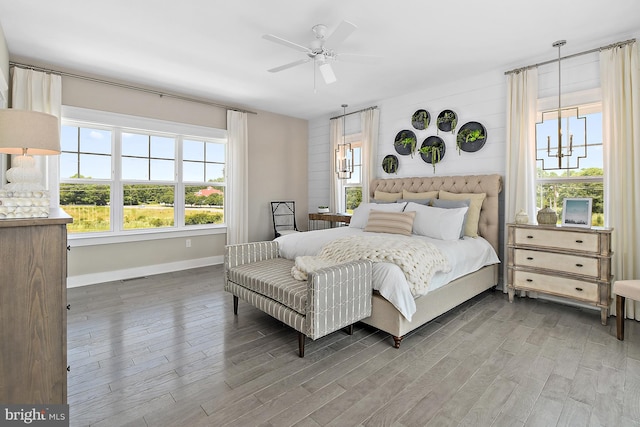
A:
60,106,227,246
340,133,362,213
534,89,604,225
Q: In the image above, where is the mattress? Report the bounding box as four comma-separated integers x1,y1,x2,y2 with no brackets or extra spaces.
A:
275,227,499,321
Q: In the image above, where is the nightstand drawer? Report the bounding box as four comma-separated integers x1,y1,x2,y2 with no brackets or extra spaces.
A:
513,270,598,302
514,227,599,253
513,249,599,277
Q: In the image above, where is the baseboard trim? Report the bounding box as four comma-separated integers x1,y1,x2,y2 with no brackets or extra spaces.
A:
66,256,224,288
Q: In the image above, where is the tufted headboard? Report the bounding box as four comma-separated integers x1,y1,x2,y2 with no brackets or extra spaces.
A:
370,174,503,253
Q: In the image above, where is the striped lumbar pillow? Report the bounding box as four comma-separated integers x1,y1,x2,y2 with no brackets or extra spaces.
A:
363,210,416,236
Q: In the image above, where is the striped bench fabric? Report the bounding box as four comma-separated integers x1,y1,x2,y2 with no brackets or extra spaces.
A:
225,241,373,357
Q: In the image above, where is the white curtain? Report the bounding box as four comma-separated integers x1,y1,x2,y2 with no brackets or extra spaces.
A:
505,68,538,293
329,116,342,212
360,108,379,204
10,67,62,205
601,41,640,318
505,68,538,225
226,110,248,245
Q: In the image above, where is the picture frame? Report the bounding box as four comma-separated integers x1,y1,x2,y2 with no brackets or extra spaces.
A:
562,198,592,228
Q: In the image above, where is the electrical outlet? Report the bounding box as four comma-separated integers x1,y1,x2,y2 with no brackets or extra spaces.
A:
186,239,191,248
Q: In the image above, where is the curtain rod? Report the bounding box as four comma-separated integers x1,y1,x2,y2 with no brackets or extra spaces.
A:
330,105,378,120
9,61,258,115
504,38,636,75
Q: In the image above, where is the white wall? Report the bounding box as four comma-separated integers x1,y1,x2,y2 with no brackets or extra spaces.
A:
309,67,508,210
8,56,308,286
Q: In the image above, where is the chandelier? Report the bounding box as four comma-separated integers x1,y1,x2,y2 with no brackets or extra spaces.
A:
335,104,353,179
536,40,588,170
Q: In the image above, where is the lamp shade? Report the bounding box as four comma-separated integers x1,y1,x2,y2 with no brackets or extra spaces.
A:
0,109,60,155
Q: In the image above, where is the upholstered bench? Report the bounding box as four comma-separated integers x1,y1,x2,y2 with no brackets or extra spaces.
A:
224,241,373,357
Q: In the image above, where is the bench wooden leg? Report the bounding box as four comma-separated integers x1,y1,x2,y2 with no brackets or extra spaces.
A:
617,295,625,340
298,332,305,358
233,295,238,315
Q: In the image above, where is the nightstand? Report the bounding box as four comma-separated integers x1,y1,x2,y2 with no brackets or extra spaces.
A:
506,223,613,325
308,213,351,230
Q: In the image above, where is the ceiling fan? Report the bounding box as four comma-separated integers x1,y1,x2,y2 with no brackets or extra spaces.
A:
262,20,376,85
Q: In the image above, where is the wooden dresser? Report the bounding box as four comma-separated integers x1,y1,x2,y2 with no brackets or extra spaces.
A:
0,209,73,404
506,223,613,325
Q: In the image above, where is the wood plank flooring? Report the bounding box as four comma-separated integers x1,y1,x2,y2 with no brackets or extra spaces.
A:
67,265,640,426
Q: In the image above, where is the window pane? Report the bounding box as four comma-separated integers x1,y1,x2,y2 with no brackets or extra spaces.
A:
205,163,225,181
536,112,602,176
205,142,225,162
60,153,78,179
150,159,174,181
150,135,174,159
61,126,78,152
60,183,111,233
122,132,149,157
79,154,111,179
345,187,362,213
123,184,175,230
80,128,111,154
122,157,149,180
184,185,224,225
183,140,204,161
183,161,204,182
536,181,604,226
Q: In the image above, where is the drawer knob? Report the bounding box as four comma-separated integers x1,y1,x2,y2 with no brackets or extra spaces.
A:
576,240,583,243
526,279,533,282
527,235,534,239
576,263,583,267
527,257,534,260
575,287,583,292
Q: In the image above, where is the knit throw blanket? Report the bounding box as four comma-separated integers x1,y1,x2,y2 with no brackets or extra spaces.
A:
292,235,451,297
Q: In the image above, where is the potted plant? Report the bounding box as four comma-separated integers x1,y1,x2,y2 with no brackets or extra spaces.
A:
436,110,457,134
411,109,430,130
456,128,485,154
317,206,330,213
419,142,444,173
382,155,398,174
393,131,417,157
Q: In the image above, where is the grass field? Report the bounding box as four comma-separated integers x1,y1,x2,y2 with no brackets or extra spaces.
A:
63,205,223,233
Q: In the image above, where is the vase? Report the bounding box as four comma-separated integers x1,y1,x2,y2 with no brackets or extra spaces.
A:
537,206,557,225
515,209,529,224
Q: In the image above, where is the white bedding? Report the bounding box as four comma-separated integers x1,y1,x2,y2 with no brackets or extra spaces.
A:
275,227,500,321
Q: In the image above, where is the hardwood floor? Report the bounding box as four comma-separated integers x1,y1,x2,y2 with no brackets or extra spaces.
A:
67,265,640,426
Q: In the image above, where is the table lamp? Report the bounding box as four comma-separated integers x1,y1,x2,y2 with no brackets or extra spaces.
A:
0,109,60,218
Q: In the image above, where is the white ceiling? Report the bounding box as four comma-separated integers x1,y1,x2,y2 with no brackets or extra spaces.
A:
1,0,639,120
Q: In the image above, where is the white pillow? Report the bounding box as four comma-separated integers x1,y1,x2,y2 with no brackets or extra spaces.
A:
349,202,407,228
404,202,468,240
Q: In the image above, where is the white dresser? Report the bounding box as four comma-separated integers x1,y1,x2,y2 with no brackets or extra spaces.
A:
506,223,613,325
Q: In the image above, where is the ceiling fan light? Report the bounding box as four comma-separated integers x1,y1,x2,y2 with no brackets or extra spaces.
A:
319,63,336,84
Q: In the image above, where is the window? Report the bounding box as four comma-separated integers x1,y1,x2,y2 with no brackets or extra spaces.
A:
60,107,226,236
342,137,362,213
535,103,604,226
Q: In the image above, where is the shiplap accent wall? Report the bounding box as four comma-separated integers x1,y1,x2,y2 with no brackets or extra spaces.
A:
308,67,507,211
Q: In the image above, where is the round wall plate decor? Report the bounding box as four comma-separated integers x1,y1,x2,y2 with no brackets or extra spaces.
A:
436,109,458,133
382,154,399,174
419,136,446,164
457,121,487,153
411,109,430,130
394,130,417,156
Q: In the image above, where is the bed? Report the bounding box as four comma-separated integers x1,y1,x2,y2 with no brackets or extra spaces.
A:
275,174,503,347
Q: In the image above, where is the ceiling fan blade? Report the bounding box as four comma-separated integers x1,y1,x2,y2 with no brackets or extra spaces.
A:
267,58,311,73
335,53,382,64
262,34,310,53
325,20,357,46
318,62,337,84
